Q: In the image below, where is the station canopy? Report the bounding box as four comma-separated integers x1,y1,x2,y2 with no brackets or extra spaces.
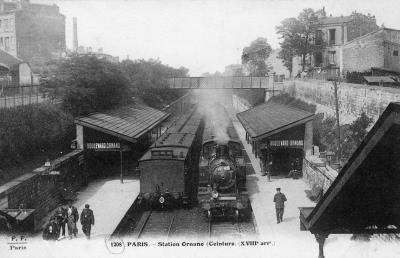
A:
75,103,170,143
236,102,314,140
300,102,400,234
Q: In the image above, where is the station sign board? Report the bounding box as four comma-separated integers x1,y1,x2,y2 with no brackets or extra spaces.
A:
86,142,131,152
260,139,304,149
86,142,121,151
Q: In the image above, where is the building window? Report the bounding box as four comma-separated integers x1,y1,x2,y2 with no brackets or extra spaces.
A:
0,38,3,48
9,18,13,30
329,29,336,45
394,50,399,56
5,37,9,51
316,30,323,45
315,52,323,66
328,51,336,65
4,19,8,30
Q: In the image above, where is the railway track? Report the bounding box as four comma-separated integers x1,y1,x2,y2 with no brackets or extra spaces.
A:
137,210,176,239
209,218,257,239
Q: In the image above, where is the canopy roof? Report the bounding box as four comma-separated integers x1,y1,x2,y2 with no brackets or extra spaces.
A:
236,102,314,140
300,102,400,234
75,104,170,143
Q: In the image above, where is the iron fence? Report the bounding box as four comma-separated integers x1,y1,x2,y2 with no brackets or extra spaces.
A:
0,84,53,109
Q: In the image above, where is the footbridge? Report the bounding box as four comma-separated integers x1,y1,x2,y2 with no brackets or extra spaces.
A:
166,76,283,90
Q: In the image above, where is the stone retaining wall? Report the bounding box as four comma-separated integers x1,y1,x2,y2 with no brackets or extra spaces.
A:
282,79,400,124
1,150,85,229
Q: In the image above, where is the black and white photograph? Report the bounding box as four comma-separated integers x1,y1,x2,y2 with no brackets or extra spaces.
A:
0,0,400,257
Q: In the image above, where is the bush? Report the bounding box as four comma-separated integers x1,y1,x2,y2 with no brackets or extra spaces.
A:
0,103,74,168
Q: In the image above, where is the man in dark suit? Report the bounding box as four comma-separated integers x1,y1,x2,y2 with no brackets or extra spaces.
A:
66,201,79,239
54,206,67,239
273,187,287,224
80,204,95,239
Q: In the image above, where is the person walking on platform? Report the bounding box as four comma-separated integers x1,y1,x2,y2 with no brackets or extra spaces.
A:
66,201,79,239
54,206,67,239
80,204,95,239
259,154,267,176
273,188,287,224
42,216,59,241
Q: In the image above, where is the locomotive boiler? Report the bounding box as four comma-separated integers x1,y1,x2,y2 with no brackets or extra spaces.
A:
198,113,249,221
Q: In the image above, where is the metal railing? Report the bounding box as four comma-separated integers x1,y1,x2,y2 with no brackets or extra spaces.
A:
166,76,271,89
0,84,53,109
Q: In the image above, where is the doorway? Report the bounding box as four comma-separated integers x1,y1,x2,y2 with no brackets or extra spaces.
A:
270,148,303,176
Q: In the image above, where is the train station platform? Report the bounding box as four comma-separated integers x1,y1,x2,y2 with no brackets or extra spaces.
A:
38,177,139,239
230,110,400,258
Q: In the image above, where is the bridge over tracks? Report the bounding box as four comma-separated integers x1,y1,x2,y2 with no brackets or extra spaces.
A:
166,76,283,90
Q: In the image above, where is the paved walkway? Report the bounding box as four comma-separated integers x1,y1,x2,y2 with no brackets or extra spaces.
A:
230,109,400,258
39,177,139,239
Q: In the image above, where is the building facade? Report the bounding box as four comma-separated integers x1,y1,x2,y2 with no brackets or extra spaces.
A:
291,11,379,75
342,28,400,73
0,0,65,69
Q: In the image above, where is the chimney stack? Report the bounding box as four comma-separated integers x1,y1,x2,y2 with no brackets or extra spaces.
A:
73,17,78,52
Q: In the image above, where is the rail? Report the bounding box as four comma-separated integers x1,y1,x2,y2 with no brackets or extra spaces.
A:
137,210,176,239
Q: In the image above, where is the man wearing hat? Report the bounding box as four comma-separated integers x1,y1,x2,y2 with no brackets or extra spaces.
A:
273,188,287,223
80,204,95,239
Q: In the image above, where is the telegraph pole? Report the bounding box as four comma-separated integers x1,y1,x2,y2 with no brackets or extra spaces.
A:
333,77,341,166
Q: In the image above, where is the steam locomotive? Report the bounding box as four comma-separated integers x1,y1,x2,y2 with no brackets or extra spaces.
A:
198,107,249,221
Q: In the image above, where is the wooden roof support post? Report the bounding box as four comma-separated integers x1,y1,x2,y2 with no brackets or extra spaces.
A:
314,233,329,258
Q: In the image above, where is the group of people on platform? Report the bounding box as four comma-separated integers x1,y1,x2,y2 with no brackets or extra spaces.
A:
43,201,95,241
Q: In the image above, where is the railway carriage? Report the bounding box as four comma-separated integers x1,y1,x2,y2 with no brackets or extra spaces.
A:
138,110,203,209
198,107,249,221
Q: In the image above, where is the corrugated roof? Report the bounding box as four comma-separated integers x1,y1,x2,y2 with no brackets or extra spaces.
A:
75,104,170,143
319,15,352,25
236,102,314,140
364,76,396,83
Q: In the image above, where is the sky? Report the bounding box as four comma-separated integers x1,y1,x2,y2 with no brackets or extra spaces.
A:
34,0,400,76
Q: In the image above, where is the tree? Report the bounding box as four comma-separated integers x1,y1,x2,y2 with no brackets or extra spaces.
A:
241,37,272,76
42,55,131,116
341,112,373,162
120,59,189,109
120,58,189,91
276,8,325,72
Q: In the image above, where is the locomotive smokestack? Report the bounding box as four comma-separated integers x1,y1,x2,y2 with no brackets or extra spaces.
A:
73,17,78,52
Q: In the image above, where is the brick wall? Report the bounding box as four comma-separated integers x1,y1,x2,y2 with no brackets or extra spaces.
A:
283,79,400,124
342,30,384,73
4,150,84,228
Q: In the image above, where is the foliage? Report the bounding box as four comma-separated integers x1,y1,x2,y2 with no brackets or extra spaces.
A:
42,55,131,116
120,58,188,108
120,58,189,91
341,112,373,161
276,8,326,72
315,112,373,164
241,38,272,76
0,104,74,169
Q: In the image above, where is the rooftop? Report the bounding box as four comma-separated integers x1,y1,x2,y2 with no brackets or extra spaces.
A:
301,102,400,234
75,103,170,143
236,102,314,140
319,15,352,25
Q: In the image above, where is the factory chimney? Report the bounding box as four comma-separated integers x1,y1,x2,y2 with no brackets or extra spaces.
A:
73,17,78,52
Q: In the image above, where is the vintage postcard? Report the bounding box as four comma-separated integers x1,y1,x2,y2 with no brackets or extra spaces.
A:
0,0,400,257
